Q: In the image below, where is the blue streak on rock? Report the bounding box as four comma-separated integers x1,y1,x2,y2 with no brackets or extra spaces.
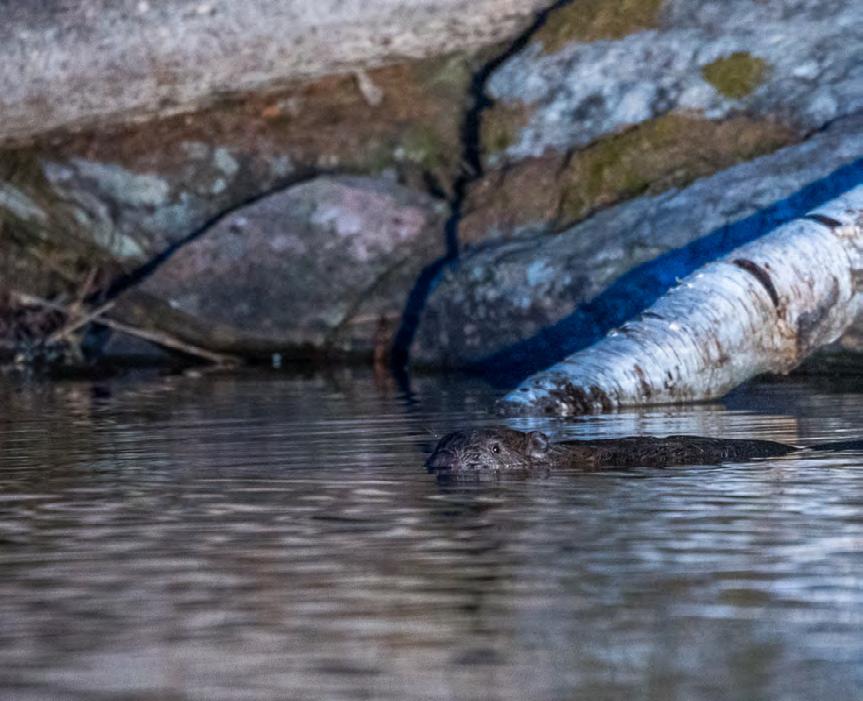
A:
474,156,863,387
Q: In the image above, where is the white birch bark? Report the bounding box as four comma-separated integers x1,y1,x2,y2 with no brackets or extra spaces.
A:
499,186,863,416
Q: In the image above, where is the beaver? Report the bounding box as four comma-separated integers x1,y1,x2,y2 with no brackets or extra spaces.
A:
425,427,863,473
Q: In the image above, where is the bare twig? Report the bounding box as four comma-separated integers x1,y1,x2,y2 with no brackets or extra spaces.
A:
10,290,238,366
11,291,81,315
47,299,115,343
69,266,100,314
95,317,239,366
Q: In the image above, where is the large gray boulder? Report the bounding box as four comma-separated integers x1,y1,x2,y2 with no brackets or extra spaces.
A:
136,176,446,357
0,0,512,363
490,0,863,162
1,0,547,143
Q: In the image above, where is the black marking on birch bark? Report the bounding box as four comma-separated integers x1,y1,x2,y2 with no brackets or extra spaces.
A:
733,258,781,309
803,213,843,228
712,336,730,366
663,369,676,390
543,382,615,415
796,277,840,356
633,364,652,398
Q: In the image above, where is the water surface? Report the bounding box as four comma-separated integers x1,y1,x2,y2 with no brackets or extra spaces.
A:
1,371,862,700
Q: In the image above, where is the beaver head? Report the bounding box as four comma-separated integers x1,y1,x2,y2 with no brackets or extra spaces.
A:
426,428,551,472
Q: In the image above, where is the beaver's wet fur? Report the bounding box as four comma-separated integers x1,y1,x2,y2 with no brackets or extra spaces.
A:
426,428,800,473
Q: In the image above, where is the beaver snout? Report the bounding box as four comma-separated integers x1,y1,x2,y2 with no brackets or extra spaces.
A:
425,447,460,471
426,431,470,471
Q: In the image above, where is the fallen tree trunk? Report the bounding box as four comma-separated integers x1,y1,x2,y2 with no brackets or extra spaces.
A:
498,185,863,416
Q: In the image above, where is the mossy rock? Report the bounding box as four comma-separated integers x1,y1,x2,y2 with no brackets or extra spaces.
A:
702,52,769,99
462,112,800,242
0,145,125,298
400,125,448,171
534,0,663,54
558,113,795,223
480,102,535,158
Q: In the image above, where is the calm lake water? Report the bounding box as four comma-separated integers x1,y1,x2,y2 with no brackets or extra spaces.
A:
1,370,862,700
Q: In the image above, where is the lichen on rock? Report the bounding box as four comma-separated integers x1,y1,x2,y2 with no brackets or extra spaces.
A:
0,148,124,296
702,52,769,99
486,0,863,163
463,113,798,242
480,102,537,163
466,0,863,253
556,113,796,224
533,0,664,53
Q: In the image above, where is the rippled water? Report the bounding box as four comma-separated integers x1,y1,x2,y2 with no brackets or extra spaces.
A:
1,371,862,700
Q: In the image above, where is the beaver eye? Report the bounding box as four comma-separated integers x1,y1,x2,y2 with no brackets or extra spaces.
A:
491,443,501,454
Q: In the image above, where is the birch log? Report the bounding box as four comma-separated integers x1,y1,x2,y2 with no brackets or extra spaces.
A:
498,186,863,416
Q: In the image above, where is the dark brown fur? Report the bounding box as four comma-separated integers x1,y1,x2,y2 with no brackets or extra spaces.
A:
426,428,798,473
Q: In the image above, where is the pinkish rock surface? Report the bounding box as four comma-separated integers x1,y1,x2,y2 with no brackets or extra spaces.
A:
140,176,446,357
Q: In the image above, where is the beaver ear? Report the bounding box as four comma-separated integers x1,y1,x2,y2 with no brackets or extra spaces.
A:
527,431,550,454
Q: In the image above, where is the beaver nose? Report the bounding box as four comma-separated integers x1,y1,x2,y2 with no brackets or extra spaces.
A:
426,449,459,471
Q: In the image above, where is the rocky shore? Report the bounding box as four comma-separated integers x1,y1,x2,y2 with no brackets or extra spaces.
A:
3,0,862,379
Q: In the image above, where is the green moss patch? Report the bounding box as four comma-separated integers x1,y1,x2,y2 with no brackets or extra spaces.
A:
480,102,535,158
400,125,448,171
460,154,564,244
702,52,769,99
558,113,794,223
534,0,663,54
462,113,799,242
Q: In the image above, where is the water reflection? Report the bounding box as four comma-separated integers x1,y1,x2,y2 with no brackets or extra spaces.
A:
0,372,862,700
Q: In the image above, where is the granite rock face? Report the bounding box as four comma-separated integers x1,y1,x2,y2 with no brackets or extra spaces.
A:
138,176,446,357
0,54,472,267
413,114,863,373
467,0,863,242
0,0,547,144
0,50,471,366
490,0,863,162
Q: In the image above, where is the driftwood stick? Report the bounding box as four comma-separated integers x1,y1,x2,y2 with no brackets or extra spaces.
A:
499,186,863,416
10,292,70,314
47,300,115,343
94,317,239,366
10,291,238,366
